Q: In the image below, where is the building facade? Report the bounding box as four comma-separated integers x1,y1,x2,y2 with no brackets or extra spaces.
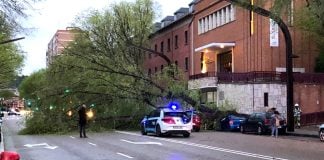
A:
145,8,192,79
46,27,78,67
145,0,323,120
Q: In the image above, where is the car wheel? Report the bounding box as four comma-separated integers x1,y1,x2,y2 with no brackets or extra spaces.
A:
183,132,190,138
141,125,147,135
240,125,245,133
156,125,162,137
320,129,324,142
257,126,262,135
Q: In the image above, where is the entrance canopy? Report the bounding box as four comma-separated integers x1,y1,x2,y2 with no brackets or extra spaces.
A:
195,43,235,53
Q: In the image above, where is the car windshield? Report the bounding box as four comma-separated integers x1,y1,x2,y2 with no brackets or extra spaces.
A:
165,112,188,118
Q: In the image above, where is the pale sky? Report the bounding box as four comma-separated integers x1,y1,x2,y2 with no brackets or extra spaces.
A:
19,0,192,75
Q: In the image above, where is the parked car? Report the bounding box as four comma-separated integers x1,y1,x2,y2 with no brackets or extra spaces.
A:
240,112,287,135
319,124,324,142
140,105,192,137
219,113,249,131
186,110,201,132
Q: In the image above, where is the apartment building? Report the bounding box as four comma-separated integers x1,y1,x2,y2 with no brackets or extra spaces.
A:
46,27,78,67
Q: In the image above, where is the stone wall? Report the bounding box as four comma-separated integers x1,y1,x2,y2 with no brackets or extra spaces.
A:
217,83,287,116
188,77,218,89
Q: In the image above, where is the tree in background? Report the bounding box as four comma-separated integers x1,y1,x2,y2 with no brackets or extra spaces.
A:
293,0,324,72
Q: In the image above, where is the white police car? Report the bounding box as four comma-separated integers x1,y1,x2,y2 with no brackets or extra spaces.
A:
319,124,324,142
140,104,193,137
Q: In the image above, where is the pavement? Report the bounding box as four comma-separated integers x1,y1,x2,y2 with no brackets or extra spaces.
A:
286,125,319,138
1,123,3,152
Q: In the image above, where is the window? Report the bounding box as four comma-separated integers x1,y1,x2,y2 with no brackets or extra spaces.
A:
288,0,294,26
198,5,235,34
205,17,208,31
155,67,157,73
175,60,178,67
200,52,204,71
154,44,157,57
209,15,213,30
198,19,202,34
185,57,189,71
161,65,164,71
175,35,178,49
160,41,164,53
212,13,217,28
184,31,188,45
264,92,269,107
167,38,171,51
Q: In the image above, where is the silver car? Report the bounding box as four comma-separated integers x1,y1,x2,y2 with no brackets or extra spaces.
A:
319,124,324,142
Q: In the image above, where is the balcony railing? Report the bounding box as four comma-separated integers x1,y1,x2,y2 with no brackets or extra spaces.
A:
189,71,324,84
189,72,217,79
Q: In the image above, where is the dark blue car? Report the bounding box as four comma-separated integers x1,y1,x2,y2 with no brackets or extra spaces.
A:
219,114,248,131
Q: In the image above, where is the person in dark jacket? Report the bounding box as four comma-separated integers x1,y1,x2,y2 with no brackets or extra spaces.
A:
78,104,87,138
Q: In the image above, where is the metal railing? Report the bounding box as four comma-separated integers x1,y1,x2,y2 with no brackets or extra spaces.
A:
189,72,324,84
293,73,324,84
301,111,324,126
217,71,283,83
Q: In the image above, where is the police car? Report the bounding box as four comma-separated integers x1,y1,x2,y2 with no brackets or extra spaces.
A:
140,104,193,137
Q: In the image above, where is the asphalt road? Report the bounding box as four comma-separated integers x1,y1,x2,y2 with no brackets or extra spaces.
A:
2,115,324,160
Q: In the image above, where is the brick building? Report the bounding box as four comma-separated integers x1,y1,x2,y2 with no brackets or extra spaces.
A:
145,0,323,124
145,7,192,79
46,27,78,67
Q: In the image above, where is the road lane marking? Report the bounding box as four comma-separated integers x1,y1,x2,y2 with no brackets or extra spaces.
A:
88,142,97,146
24,143,58,150
121,139,162,145
70,136,75,139
116,131,288,160
117,152,133,159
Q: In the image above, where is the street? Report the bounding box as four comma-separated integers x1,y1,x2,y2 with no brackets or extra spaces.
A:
2,116,324,160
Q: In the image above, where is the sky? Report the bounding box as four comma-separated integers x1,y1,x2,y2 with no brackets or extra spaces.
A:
19,0,192,76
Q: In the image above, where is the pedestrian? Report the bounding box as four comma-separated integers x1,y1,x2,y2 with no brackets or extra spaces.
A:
78,104,88,138
294,103,302,128
271,111,280,138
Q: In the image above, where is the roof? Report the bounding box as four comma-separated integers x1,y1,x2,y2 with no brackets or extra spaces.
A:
149,13,192,38
174,7,189,14
189,0,199,5
161,16,174,22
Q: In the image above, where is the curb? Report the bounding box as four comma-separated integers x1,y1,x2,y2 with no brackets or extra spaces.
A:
286,132,319,138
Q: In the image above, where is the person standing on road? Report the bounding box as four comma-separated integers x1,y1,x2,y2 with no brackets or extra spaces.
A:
271,111,280,138
78,104,88,138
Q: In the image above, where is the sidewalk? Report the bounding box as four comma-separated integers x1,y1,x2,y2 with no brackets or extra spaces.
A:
286,125,319,138
1,124,3,152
